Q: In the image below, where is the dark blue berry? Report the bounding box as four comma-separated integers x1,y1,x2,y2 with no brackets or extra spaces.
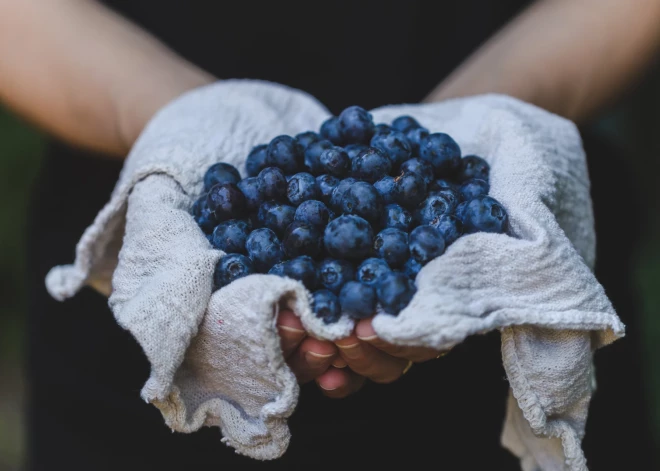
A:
304,139,334,175
320,146,350,177
259,202,296,237
211,219,250,254
402,258,422,279
409,225,445,265
318,258,355,294
206,183,247,222
430,187,460,210
345,144,368,160
246,144,269,177
376,272,417,315
283,221,324,259
282,255,318,290
214,254,254,289
320,116,343,145
192,194,207,218
393,171,428,209
454,201,469,222
341,181,383,225
268,262,286,277
391,115,421,134
400,158,434,185
462,196,508,234
203,163,241,191
373,228,409,268
369,130,412,171
373,176,396,205
339,281,377,320
266,135,304,174
338,106,375,145
374,123,392,134
237,177,263,211
459,179,490,200
294,200,331,229
356,258,391,286
382,204,414,231
257,167,287,201
420,133,461,177
315,174,340,205
287,172,318,206
195,206,218,234
295,131,321,150
329,177,357,211
312,290,342,324
458,155,490,182
406,127,430,154
429,178,457,192
417,195,452,225
351,147,392,183
324,215,374,260
246,228,284,272
430,214,463,245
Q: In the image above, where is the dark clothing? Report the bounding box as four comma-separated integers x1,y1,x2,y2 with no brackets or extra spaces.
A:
25,1,655,469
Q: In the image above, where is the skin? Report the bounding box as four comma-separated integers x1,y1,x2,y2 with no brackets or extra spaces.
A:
2,0,660,396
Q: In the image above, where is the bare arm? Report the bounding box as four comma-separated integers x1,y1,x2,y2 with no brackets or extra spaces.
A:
426,0,660,123
0,0,215,158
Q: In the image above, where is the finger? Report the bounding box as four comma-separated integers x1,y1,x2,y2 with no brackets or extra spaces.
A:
355,317,446,363
335,335,409,384
277,309,306,358
316,367,366,399
286,336,338,384
331,357,348,368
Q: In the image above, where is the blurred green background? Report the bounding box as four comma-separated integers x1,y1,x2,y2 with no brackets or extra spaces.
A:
1,72,660,470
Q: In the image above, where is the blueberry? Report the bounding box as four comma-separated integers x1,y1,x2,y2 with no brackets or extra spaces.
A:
295,200,331,229
454,201,469,222
211,219,250,254
351,147,392,183
461,196,508,234
246,144,269,177
214,254,254,289
268,262,286,277
315,174,340,205
318,258,355,294
391,115,421,134
409,225,446,265
203,162,241,191
320,116,343,145
345,144,368,160
373,176,396,205
341,181,383,225
402,258,422,279
329,177,357,211
459,178,490,200
430,214,463,245
382,204,413,231
393,171,428,209
206,183,247,222
237,177,263,211
338,106,375,145
259,202,296,236
430,187,460,210
320,146,350,177
287,172,318,206
458,155,490,182
295,131,321,150
369,130,412,171
406,127,430,154
376,272,417,315
420,133,461,177
257,167,287,201
339,281,377,320
429,178,457,192
266,135,304,174
356,257,391,286
312,289,342,324
192,194,207,218
417,195,452,225
283,220,324,258
195,206,218,234
304,139,334,175
246,228,284,272
374,123,392,134
324,215,374,260
282,255,318,290
373,228,409,268
400,158,434,185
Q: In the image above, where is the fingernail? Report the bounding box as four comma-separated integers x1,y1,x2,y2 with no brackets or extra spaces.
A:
306,351,334,366
332,358,347,368
319,384,338,391
356,334,378,342
278,325,305,335
337,342,361,359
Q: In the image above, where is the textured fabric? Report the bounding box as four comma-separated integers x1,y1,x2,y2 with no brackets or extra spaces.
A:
45,81,624,469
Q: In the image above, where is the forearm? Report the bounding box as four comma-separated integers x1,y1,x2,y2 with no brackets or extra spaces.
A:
426,0,660,123
0,0,215,158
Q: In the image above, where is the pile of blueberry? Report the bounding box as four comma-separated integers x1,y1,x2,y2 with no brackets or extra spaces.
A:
192,106,508,324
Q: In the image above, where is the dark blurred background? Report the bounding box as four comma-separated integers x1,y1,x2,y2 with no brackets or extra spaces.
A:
2,52,660,471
